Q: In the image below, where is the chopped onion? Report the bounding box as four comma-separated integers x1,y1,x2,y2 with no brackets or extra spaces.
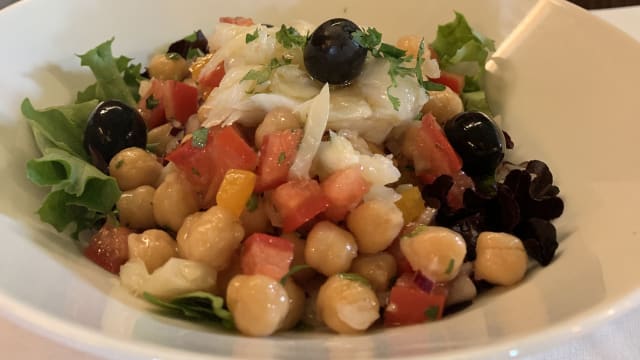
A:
289,83,330,179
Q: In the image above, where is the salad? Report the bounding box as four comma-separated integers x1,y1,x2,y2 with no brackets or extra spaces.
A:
23,13,564,336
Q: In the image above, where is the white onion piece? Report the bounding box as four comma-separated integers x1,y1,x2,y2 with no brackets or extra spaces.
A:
119,258,150,295
289,83,330,179
362,185,401,203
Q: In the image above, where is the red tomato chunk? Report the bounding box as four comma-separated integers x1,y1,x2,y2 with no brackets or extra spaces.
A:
384,273,448,326
254,129,303,193
241,233,294,280
219,16,254,26
271,179,329,233
199,61,225,93
415,113,462,184
163,80,198,124
84,224,132,274
321,166,370,222
430,70,465,95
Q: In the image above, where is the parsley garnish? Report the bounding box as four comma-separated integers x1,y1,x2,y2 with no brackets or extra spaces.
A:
146,143,160,153
165,52,181,60
245,194,259,212
191,167,201,176
146,95,159,110
275,25,307,49
277,152,286,164
445,258,455,275
191,127,209,148
423,81,446,91
241,57,292,85
115,159,124,169
424,305,440,320
183,31,198,42
338,273,371,287
407,224,428,237
246,28,260,43
352,27,382,51
186,48,204,60
280,264,312,285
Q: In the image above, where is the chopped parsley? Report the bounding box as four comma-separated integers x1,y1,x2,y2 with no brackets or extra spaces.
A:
275,25,307,48
338,273,371,287
407,224,428,237
245,28,260,43
191,167,201,176
424,305,440,320
242,57,292,85
183,31,198,42
186,48,204,60
445,258,455,275
165,52,182,60
277,151,286,164
115,159,124,169
191,127,209,148
145,95,159,110
245,194,259,212
280,264,312,285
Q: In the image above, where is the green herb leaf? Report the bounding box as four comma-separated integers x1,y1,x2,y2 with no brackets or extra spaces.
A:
423,81,446,91
191,127,209,148
241,68,272,84
245,194,259,212
146,95,159,110
275,25,307,49
115,159,124,169
277,151,286,164
245,28,260,43
338,273,372,287
183,31,198,42
424,305,440,320
146,143,160,153
143,291,234,329
386,87,401,111
407,224,428,237
191,167,201,177
166,52,182,60
352,28,382,51
445,258,455,275
379,43,407,58
186,48,205,60
280,264,312,285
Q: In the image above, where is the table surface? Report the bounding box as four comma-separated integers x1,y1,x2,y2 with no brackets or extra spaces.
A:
2,3,640,360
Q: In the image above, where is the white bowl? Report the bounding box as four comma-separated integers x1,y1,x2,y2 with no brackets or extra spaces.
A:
1,0,640,358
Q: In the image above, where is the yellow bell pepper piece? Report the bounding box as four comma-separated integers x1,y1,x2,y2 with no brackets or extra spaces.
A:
216,169,257,217
189,53,213,82
395,185,426,224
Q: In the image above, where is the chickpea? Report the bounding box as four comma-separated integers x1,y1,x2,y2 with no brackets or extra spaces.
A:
127,229,177,272
279,279,306,331
240,196,272,236
281,233,316,282
346,200,404,254
117,185,156,230
153,172,199,232
316,274,380,334
400,226,467,282
350,252,397,292
474,232,528,286
148,53,189,81
226,274,289,336
254,107,300,148
109,147,163,191
177,206,244,271
146,123,175,156
422,87,464,125
305,221,358,276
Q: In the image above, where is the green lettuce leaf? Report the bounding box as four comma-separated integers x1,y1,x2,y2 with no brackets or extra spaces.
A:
76,38,139,107
21,98,97,159
26,148,121,237
143,291,235,329
461,91,493,116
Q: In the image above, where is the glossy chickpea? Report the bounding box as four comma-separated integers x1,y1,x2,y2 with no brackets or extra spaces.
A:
400,226,467,282
305,221,358,276
148,53,189,81
422,87,464,125
109,147,163,191
153,172,199,232
316,274,380,334
346,200,404,254
240,196,272,236
177,206,244,271
350,252,397,292
474,232,528,286
127,229,177,272
226,274,289,336
279,278,306,331
117,185,156,230
254,107,300,148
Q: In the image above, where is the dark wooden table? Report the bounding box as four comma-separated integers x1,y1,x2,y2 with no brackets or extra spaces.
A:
569,0,640,8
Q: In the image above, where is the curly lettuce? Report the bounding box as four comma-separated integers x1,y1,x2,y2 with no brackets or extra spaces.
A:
22,39,142,237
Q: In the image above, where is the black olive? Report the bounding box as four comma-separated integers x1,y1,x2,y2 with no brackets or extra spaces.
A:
83,100,147,173
444,111,505,177
303,18,367,85
167,29,209,58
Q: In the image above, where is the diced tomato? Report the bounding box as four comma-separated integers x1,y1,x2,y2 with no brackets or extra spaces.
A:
447,171,474,210
163,80,198,124
414,113,462,183
166,126,258,207
254,129,303,193
271,179,330,233
320,166,370,222
219,16,254,26
430,70,465,94
241,233,294,280
84,224,132,274
199,61,225,94
138,79,166,129
384,273,448,326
